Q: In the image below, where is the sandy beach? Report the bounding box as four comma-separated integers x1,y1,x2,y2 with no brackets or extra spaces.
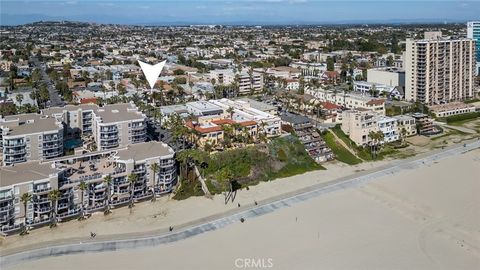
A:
4,144,480,270
0,157,391,253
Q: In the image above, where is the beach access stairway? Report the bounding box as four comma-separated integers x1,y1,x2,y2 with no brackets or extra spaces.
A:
193,165,212,198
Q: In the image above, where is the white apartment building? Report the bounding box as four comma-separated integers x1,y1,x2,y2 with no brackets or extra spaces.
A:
353,81,402,99
467,21,480,75
43,103,147,152
341,110,399,147
0,141,176,235
405,32,476,104
223,71,264,95
290,61,327,77
1,114,64,166
393,115,417,137
210,69,264,95
92,103,147,151
0,103,147,166
367,67,405,92
306,88,386,115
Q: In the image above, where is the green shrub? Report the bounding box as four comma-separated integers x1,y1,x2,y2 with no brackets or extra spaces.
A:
277,148,287,161
446,112,480,124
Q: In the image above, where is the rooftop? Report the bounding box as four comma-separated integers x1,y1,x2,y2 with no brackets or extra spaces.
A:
115,141,174,161
1,114,62,137
0,161,59,188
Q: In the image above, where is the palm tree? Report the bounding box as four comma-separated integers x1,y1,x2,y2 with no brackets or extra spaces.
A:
48,189,61,227
400,127,407,145
20,192,32,234
150,163,160,201
16,93,24,106
368,131,378,159
128,173,139,208
78,181,88,220
226,106,235,119
103,175,112,214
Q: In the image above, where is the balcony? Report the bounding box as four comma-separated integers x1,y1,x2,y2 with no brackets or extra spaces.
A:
131,130,146,136
159,160,175,167
112,168,127,175
100,135,119,140
92,185,106,192
0,223,23,234
131,124,145,131
0,195,14,202
43,136,61,143
86,203,105,212
133,185,145,192
4,148,26,155
43,143,62,150
33,197,49,204
160,167,176,176
133,192,152,201
34,207,51,214
132,167,146,174
57,208,81,218
0,214,14,223
111,197,130,206
43,150,62,158
0,204,13,213
4,156,27,164
90,194,106,201
3,141,26,148
100,141,119,148
57,203,70,210
34,186,52,194
100,127,118,134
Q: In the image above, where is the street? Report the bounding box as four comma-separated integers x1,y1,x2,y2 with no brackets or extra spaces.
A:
30,56,65,107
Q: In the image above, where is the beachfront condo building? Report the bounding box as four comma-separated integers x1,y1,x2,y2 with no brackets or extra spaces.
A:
0,141,176,235
0,114,64,166
0,102,147,166
392,115,417,137
467,21,480,75
305,88,386,115
341,109,399,147
43,102,147,151
405,32,476,104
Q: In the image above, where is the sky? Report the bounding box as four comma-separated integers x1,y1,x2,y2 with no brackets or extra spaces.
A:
1,0,479,26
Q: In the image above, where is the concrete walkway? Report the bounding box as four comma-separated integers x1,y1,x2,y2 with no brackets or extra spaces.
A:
1,139,479,269
194,164,212,198
328,130,363,160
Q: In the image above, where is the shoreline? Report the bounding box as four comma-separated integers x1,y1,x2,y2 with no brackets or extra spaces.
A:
1,138,479,268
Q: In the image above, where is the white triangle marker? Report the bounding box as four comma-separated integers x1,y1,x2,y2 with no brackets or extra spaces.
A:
138,60,166,89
